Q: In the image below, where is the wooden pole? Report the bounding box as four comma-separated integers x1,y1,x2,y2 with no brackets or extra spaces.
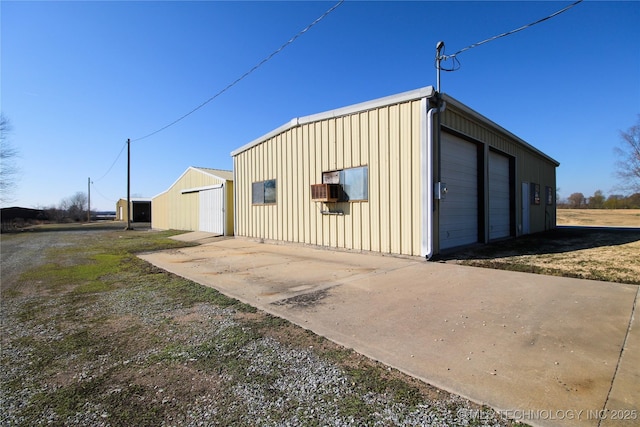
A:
87,177,91,223
127,138,132,230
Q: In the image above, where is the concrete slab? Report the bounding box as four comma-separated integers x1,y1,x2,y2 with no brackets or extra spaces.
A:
601,288,640,427
139,239,639,427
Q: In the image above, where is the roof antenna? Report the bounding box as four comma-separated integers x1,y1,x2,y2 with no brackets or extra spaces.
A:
435,41,445,93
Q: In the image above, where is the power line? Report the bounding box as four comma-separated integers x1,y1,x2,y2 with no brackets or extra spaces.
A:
90,181,117,204
438,0,584,71
94,140,127,182
133,0,345,142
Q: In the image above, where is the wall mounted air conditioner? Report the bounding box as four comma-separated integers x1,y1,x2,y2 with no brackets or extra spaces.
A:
311,184,340,202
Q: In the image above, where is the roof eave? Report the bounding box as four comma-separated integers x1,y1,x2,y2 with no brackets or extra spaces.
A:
230,86,436,157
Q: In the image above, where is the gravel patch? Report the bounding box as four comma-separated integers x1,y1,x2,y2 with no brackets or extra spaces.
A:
1,228,513,427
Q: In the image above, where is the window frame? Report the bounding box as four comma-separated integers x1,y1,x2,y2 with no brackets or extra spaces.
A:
252,179,277,205
322,166,369,202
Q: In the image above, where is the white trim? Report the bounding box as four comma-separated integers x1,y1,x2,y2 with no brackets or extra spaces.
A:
231,87,436,157
181,183,223,194
420,98,432,259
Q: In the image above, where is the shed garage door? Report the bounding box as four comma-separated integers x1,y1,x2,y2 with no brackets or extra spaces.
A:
199,187,224,235
489,150,511,240
439,133,478,250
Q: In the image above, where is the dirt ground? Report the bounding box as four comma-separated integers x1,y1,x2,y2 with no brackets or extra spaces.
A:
556,209,640,227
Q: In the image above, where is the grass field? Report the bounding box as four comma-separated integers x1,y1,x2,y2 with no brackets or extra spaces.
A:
557,208,640,227
444,209,640,285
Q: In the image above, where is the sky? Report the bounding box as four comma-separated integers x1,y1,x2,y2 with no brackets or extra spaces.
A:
2,0,639,211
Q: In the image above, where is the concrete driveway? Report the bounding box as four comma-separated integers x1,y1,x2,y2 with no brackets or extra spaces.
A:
139,235,639,427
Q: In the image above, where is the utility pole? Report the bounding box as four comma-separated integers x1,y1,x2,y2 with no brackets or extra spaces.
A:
87,177,91,223
126,138,133,230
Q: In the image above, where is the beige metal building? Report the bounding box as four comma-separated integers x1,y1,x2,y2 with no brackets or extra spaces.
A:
231,87,559,258
151,167,234,235
115,198,152,223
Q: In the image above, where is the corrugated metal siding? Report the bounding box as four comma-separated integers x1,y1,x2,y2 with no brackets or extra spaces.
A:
116,199,128,221
442,106,557,235
151,168,230,232
234,99,423,256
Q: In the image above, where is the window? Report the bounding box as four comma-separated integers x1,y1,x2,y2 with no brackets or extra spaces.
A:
546,186,554,206
341,166,368,201
531,183,541,205
252,179,276,204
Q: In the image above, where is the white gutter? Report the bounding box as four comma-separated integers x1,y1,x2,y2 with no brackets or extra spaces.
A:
421,98,446,259
180,183,223,194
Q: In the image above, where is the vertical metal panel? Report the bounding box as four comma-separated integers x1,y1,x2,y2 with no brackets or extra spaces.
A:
378,106,391,253
199,187,224,234
152,168,231,233
488,150,511,239
368,109,380,253
233,98,426,256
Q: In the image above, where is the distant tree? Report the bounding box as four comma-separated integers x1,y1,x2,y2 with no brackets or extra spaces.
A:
589,190,605,208
0,114,19,203
628,193,640,208
614,115,640,193
568,192,585,208
60,192,88,222
603,194,624,209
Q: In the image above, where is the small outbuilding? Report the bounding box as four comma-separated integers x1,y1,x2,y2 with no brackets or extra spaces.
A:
115,198,152,223
231,86,559,258
151,167,234,235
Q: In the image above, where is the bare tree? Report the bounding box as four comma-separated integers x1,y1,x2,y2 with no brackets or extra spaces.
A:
60,192,88,222
614,115,640,193
568,192,585,209
0,114,19,203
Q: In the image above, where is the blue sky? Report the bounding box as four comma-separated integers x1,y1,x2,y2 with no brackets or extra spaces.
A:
2,1,639,211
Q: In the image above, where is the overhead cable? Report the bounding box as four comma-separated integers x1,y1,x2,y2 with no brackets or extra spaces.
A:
133,0,344,142
94,140,127,182
90,181,118,204
439,0,584,70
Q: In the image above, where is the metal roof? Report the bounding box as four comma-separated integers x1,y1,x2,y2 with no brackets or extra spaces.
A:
230,87,436,157
230,86,559,167
192,167,234,181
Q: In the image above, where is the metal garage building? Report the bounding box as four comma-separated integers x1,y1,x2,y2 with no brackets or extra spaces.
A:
231,87,558,258
115,198,152,223
151,167,234,236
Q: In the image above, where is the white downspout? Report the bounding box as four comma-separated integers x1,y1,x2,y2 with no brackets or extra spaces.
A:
421,98,446,259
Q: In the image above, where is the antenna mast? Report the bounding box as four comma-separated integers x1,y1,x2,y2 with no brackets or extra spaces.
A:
435,41,445,93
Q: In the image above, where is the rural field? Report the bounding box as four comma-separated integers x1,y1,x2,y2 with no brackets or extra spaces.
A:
1,223,512,427
556,208,640,227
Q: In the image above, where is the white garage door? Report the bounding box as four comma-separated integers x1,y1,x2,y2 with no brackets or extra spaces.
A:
199,187,224,235
489,150,511,240
439,133,478,250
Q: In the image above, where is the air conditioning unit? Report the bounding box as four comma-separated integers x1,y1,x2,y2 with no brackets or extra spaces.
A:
311,184,340,202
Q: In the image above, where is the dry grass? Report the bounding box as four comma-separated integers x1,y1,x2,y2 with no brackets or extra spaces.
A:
443,209,640,285
557,208,640,227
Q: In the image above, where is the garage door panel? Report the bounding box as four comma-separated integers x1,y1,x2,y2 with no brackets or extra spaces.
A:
440,133,478,250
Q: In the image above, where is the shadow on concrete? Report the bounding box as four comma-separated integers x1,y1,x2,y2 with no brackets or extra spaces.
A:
437,225,640,261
